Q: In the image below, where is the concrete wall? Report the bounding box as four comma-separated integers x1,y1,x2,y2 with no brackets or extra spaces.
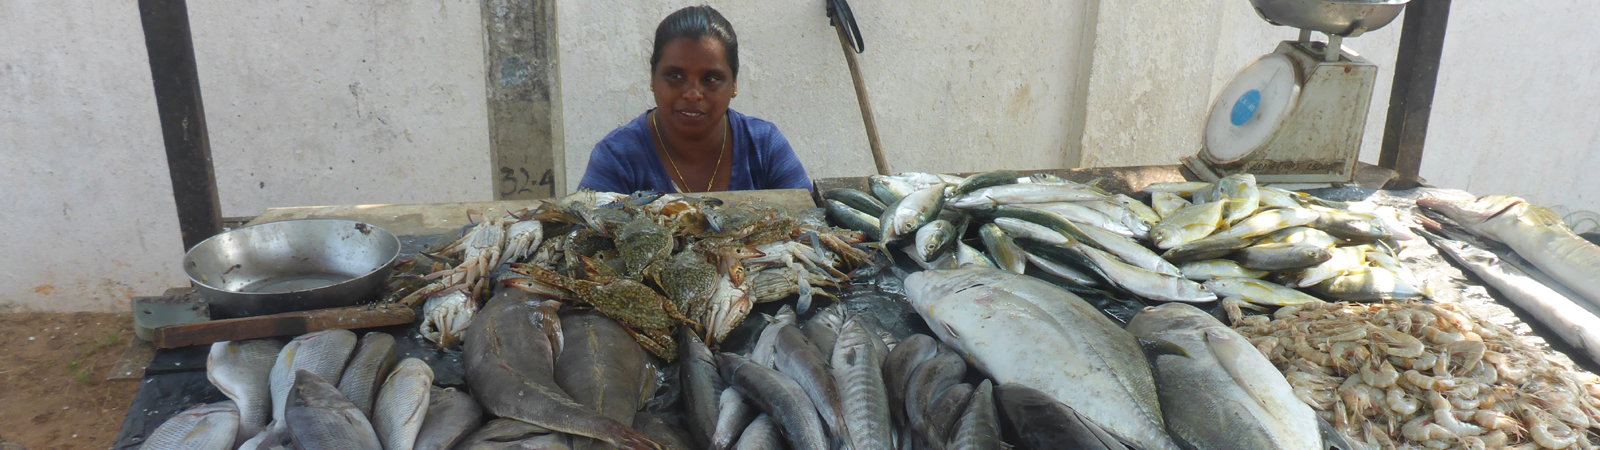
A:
556,0,1095,191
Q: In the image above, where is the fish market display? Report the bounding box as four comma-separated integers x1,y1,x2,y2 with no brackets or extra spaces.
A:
391,190,870,359
269,329,358,425
1420,194,1600,307
339,332,398,418
994,384,1126,450
286,370,382,450
413,386,482,450
139,401,240,450
206,339,282,445
1235,301,1600,448
373,358,434,450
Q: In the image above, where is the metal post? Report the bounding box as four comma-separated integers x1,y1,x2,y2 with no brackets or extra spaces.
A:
1378,0,1452,189
139,0,222,250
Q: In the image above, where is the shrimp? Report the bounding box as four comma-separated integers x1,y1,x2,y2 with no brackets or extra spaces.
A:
1400,416,1455,442
1425,391,1486,436
1361,359,1401,389
1387,387,1420,416
1524,406,1578,449
1442,340,1485,375
1294,335,1334,367
1471,410,1522,434
1402,370,1456,391
1421,325,1465,345
1369,324,1425,358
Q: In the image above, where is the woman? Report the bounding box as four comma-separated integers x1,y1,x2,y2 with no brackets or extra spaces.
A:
577,6,812,194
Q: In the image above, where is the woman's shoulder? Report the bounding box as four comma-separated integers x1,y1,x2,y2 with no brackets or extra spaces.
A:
593,111,655,157
730,109,783,137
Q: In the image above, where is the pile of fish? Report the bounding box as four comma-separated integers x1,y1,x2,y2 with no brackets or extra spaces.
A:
391,190,873,359
143,329,479,450
1234,301,1600,449
823,171,1422,323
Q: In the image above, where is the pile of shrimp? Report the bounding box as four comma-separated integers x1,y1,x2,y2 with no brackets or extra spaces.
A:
1235,301,1600,449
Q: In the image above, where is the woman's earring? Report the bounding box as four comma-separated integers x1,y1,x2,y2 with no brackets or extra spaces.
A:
733,90,738,98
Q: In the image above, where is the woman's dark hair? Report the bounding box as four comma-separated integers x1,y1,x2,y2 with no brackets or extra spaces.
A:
650,6,738,79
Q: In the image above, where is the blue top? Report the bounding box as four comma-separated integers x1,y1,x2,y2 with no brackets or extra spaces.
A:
577,109,812,194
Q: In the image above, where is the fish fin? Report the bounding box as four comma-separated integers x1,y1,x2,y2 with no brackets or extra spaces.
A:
1137,337,1190,359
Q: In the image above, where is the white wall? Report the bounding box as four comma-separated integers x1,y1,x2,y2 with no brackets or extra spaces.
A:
557,0,1094,191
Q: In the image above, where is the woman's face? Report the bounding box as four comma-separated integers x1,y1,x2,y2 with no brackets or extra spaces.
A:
652,37,736,139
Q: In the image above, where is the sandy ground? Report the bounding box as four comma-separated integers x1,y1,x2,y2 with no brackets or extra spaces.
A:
0,312,139,450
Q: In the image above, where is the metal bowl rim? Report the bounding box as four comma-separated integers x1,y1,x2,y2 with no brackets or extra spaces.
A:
182,218,402,296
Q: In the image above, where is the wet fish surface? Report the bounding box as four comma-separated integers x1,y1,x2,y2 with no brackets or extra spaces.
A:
949,380,1001,450
339,332,397,419
269,329,358,425
285,370,382,450
718,352,829,450
373,357,434,450
906,345,966,450
731,414,784,450
995,384,1127,450
454,419,572,450
140,401,240,450
463,290,658,450
711,387,759,450
832,316,893,450
680,328,723,449
773,324,848,444
555,312,653,426
413,386,482,450
206,339,282,445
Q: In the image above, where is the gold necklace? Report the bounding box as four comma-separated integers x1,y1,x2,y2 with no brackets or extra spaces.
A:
652,110,726,193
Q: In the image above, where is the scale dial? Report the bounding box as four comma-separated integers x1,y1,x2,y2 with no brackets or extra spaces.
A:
1203,53,1302,164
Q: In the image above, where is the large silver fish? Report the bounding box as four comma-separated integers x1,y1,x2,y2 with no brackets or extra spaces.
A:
140,401,239,450
1126,303,1320,450
339,332,397,418
907,268,1175,450
269,329,358,425
881,183,947,244
286,370,382,450
1426,232,1600,367
413,386,482,450
831,316,893,450
1420,194,1600,306
680,328,723,450
207,339,281,445
773,325,848,445
718,353,829,450
374,357,433,450
463,290,658,450
948,183,1105,209
557,312,656,450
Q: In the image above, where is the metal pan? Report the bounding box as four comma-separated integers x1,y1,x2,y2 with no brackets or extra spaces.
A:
183,219,401,318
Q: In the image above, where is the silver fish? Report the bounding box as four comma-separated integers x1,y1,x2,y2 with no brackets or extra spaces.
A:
881,183,947,243
1026,202,1135,238
718,353,830,450
1257,226,1340,248
906,346,966,450
1127,303,1321,450
235,424,293,450
1179,260,1267,281
883,334,939,430
803,304,847,359
953,170,1020,196
732,414,784,450
949,184,1106,209
907,268,1175,450
140,401,239,450
949,380,1001,450
1150,192,1193,219
1420,194,1600,306
832,316,893,450
1233,243,1332,271
1150,201,1225,250
956,241,998,269
374,358,433,450
1426,232,1600,365
463,291,657,450
286,370,382,450
339,332,397,419
1023,250,1100,286
1217,173,1260,224
454,419,572,450
1308,205,1391,241
1256,186,1300,209
749,305,797,368
1076,244,1215,303
979,223,1028,274
1205,207,1319,242
870,175,917,205
414,386,482,450
1292,246,1368,288
993,217,1070,246
270,329,358,425
823,188,888,217
1160,236,1253,264
825,200,882,241
774,325,848,444
712,387,759,450
995,384,1127,450
914,219,959,262
1142,181,1212,198
1202,277,1321,307
680,329,723,450
1308,266,1424,301
1077,223,1180,276
206,339,281,445
1110,194,1162,228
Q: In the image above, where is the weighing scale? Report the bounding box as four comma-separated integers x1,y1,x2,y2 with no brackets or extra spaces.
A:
1184,0,1410,185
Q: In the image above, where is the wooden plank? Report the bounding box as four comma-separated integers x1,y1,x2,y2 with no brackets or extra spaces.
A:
152,303,415,349
138,0,222,250
246,189,817,236
1378,0,1452,189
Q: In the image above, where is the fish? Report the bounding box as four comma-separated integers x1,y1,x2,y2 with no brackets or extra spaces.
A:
1150,192,1193,219
413,386,482,450
1159,236,1253,263
870,175,917,206
286,370,382,450
1202,277,1322,307
1207,207,1320,242
956,241,998,269
1308,266,1424,301
914,219,959,262
1150,201,1225,249
463,290,658,450
883,334,939,430
555,312,653,430
824,188,888,217
1308,205,1391,241
881,183,947,243
732,414,784,450
1110,194,1162,228
993,217,1070,245
1217,173,1260,224
1179,260,1267,281
949,380,1002,450
995,384,1127,450
718,353,830,450
1257,226,1340,248
1142,181,1212,197
1023,250,1100,286
923,383,974,447
953,170,1020,196
140,401,239,450
905,346,968,450
1075,244,1216,303
773,325,848,444
454,419,572,450
1126,303,1321,450
803,304,846,359
906,268,1175,450
1078,223,1180,276
632,414,697,450
206,339,282,445
1292,246,1368,288
832,316,893,450
374,358,433,450
979,223,1028,274
235,424,293,450
749,305,797,368
948,184,1106,209
680,329,723,450
711,387,759,450
976,205,1103,250
339,332,398,419
1026,202,1136,238
1232,243,1331,271
1420,194,1600,307
825,200,882,241
269,329,358,426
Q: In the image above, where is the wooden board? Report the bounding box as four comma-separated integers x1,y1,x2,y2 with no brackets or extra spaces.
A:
812,163,1402,200
246,189,817,237
151,303,415,349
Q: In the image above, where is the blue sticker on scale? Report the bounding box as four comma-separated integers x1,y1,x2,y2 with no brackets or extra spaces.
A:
1231,89,1261,127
